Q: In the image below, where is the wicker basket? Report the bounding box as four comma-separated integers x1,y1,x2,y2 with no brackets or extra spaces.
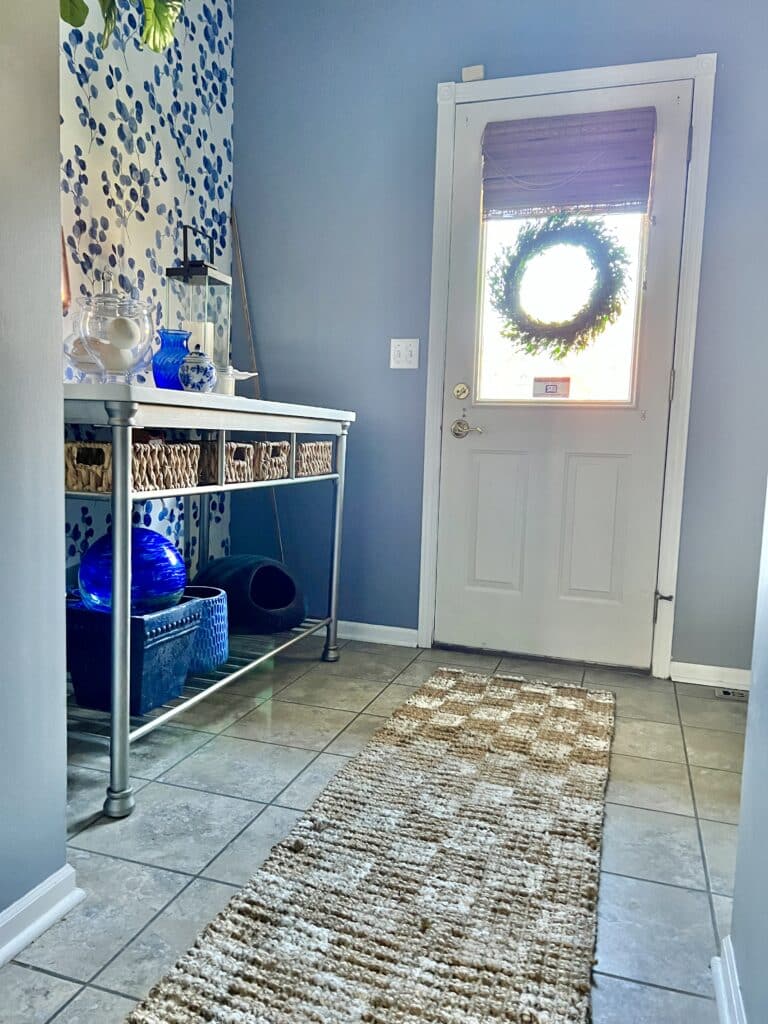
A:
296,440,334,477
199,441,255,485
253,440,290,481
65,440,200,493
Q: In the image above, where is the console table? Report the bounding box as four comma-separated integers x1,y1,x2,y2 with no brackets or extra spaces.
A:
64,384,355,818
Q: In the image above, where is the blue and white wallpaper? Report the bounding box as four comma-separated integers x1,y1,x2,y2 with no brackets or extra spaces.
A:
60,0,234,572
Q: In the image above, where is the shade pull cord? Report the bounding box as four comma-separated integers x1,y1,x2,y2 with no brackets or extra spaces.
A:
231,204,285,564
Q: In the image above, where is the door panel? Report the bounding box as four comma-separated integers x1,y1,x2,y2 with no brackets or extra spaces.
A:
433,80,693,667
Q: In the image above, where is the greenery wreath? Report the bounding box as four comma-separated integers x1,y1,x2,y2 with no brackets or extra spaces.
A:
488,212,629,360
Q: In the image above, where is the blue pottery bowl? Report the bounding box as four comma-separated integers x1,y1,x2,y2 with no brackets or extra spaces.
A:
79,527,187,614
184,585,229,674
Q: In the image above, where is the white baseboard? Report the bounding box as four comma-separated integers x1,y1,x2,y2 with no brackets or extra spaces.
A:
338,621,419,648
670,661,751,691
0,864,84,967
712,936,748,1024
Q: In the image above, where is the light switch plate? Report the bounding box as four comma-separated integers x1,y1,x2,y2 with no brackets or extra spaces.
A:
390,338,419,369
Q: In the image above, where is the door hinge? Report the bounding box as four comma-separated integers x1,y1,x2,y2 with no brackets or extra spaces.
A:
687,122,693,164
653,590,674,624
669,366,676,404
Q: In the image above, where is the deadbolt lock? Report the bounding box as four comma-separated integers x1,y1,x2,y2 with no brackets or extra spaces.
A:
453,382,471,400
451,418,483,439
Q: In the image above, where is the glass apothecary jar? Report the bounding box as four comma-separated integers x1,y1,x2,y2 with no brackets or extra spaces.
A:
78,272,154,381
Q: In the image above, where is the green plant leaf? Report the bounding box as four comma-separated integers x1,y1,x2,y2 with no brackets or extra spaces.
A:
97,0,118,48
60,0,90,28
141,0,184,52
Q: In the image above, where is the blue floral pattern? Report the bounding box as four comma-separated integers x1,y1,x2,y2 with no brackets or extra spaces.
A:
61,0,233,572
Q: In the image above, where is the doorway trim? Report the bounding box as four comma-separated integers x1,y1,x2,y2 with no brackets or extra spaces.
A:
418,54,717,677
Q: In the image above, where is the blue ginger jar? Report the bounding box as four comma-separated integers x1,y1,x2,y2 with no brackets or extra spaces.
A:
153,328,190,390
179,350,217,393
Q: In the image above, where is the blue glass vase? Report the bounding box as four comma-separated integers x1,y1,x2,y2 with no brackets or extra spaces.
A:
153,328,190,390
79,527,187,614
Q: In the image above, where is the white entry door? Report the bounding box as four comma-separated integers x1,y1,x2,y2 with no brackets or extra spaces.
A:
433,80,693,667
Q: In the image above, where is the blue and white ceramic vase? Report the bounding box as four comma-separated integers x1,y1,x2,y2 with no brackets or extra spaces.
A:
179,350,217,393
184,585,229,674
153,328,190,390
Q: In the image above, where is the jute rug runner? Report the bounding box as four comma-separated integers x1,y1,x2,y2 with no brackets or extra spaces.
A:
127,669,614,1024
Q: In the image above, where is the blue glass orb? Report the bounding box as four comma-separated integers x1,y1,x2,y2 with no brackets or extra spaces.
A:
79,527,187,614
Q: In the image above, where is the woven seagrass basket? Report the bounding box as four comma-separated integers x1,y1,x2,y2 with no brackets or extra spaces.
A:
199,441,255,485
253,440,290,481
65,440,200,493
296,440,334,477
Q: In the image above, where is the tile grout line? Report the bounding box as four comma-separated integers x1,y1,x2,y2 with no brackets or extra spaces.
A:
593,968,716,1002
673,681,723,953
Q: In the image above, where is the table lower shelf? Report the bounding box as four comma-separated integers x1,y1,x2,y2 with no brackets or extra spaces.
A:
66,617,331,743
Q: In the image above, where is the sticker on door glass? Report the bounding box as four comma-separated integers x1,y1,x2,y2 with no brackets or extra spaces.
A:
533,377,570,398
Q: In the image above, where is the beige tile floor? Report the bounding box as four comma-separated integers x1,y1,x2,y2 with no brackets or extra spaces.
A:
1,639,744,1023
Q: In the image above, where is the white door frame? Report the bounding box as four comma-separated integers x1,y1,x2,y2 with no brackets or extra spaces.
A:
418,54,717,677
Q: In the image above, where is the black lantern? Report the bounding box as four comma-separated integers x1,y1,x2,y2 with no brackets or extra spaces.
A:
165,224,232,372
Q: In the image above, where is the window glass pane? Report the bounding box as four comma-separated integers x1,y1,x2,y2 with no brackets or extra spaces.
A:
476,212,644,403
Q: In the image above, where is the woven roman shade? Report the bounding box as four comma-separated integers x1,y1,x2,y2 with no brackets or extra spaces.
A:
482,107,657,219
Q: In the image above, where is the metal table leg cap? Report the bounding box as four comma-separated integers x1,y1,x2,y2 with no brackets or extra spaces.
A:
322,644,340,663
103,787,136,818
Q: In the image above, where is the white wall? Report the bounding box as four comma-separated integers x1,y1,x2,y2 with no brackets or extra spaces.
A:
0,1,68,912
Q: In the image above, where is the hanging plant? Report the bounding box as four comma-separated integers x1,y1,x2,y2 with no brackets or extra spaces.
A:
60,0,184,53
488,213,629,360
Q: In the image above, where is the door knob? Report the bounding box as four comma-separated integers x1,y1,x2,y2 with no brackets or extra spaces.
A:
451,418,483,439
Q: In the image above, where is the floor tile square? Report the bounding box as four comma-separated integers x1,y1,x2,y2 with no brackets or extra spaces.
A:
70,782,259,874
496,656,582,681
276,753,349,810
163,690,265,733
674,682,722,700
365,684,419,716
290,649,404,684
220,656,311,698
678,695,747,734
204,806,302,886
67,765,148,837
96,878,237,999
392,660,452,687
326,713,386,755
68,724,211,780
612,719,685,762
276,668,388,711
712,894,733,943
596,873,715,995
224,700,355,750
611,685,679,724
419,648,502,671
607,754,694,816
583,667,668,691
0,964,79,1024
591,973,718,1023
160,734,313,802
342,640,419,668
684,726,745,772
690,766,742,824
601,805,705,888
16,849,186,981
700,819,738,896
48,986,137,1023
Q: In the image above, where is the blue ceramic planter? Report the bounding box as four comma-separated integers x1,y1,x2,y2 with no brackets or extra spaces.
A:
67,595,203,715
184,585,229,674
79,526,187,614
153,328,190,390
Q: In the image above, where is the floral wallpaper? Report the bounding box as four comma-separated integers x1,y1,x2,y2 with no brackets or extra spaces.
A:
60,0,234,573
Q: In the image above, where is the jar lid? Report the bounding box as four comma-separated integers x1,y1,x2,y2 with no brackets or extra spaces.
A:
79,270,152,317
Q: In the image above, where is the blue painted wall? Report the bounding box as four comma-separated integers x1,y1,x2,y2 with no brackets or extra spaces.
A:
233,0,767,666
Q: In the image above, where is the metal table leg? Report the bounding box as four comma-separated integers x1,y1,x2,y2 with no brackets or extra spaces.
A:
323,422,349,662
103,400,137,818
